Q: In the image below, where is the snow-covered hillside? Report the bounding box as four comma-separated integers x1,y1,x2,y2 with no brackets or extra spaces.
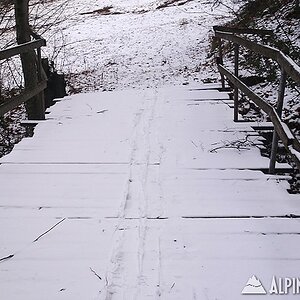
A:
37,0,242,93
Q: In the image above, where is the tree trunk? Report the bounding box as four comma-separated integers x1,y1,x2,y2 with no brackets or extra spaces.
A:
14,0,44,120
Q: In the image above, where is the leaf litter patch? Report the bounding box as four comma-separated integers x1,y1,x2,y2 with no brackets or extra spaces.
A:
80,0,194,16
80,6,124,16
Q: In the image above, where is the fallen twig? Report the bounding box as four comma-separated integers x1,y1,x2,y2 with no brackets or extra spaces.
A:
90,267,102,281
33,218,66,243
97,109,108,114
191,140,198,148
210,136,256,153
0,254,14,262
0,218,66,264
210,145,251,152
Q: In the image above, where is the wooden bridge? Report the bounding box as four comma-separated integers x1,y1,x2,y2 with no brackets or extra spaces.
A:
0,29,300,299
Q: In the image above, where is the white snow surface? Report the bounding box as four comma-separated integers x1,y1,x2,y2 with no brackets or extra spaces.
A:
36,0,241,92
0,84,299,299
1,1,300,299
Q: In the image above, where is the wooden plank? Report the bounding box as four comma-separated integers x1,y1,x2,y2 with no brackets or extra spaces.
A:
0,39,46,60
213,26,273,36
252,125,274,131
20,120,45,125
0,81,47,116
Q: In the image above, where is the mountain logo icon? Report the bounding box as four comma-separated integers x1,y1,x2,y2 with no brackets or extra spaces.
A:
242,275,267,295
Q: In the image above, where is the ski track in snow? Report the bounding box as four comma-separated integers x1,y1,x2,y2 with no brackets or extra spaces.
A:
102,90,161,299
1,84,300,299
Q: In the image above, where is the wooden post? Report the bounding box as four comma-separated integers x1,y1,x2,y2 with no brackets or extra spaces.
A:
37,47,42,81
36,46,45,113
269,69,287,174
14,0,45,120
217,38,225,90
234,43,239,122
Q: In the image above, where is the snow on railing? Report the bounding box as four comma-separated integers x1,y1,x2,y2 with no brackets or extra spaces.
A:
213,26,300,174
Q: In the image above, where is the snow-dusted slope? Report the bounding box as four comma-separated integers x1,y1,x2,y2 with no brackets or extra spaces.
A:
37,0,241,92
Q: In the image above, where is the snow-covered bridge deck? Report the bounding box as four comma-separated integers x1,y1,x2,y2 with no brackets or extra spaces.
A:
0,84,299,299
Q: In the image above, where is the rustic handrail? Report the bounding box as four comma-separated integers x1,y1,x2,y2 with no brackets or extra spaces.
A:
0,31,46,118
215,30,300,84
214,27,300,173
213,26,273,36
0,39,46,60
0,81,47,116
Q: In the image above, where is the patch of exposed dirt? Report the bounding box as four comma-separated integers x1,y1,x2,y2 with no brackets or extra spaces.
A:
156,0,193,9
80,0,195,16
80,6,124,16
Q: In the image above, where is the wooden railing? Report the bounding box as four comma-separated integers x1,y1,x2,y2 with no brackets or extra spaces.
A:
0,31,47,119
213,26,300,173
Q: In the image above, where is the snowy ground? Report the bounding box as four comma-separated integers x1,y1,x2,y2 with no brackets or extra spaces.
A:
0,84,299,299
35,0,242,92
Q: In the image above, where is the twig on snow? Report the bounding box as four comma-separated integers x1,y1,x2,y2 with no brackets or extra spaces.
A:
191,140,198,148
0,254,14,262
33,218,66,242
90,267,102,281
0,218,66,263
209,135,256,153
